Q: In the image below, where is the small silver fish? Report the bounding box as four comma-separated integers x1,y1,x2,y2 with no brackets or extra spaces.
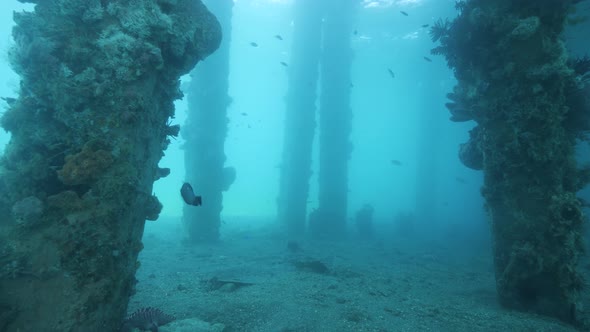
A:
180,183,202,206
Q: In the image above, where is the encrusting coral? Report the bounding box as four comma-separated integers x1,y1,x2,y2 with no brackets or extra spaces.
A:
0,1,221,331
431,0,590,325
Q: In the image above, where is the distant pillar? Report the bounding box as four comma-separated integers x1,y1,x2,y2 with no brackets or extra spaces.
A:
309,0,356,237
0,1,220,331
183,0,234,243
277,0,324,237
432,1,589,324
413,63,448,227
414,80,441,226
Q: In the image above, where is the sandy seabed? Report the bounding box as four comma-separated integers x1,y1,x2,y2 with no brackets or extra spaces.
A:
128,217,589,332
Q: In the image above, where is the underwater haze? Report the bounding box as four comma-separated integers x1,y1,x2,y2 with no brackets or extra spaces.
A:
1,0,590,331
0,1,485,224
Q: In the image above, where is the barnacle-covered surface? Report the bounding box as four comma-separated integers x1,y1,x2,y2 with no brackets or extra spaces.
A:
431,0,590,325
0,0,220,331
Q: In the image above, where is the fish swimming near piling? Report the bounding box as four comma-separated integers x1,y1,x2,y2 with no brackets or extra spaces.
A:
121,307,175,332
181,183,202,206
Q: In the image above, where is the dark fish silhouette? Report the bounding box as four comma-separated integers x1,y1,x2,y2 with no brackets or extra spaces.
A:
275,35,283,40
353,29,358,35
400,11,408,16
180,183,202,206
387,68,395,78
391,160,402,166
241,112,248,116
424,56,432,62
250,42,258,47
121,307,175,332
280,61,288,67
422,24,429,28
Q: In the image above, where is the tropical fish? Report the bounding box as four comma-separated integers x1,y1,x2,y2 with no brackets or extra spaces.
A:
400,11,408,16
387,68,395,78
121,307,175,332
180,183,202,206
250,42,258,47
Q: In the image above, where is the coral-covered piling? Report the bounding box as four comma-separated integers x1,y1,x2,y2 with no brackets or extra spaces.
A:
432,0,590,324
0,1,220,331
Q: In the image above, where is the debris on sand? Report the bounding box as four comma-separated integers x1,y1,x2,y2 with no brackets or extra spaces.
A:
203,276,256,292
292,259,330,275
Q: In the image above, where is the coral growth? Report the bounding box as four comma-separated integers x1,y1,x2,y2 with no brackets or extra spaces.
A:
57,143,113,186
11,196,44,225
430,0,589,325
0,0,221,331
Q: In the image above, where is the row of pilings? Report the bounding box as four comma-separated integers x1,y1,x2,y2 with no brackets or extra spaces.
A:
277,0,357,239
0,0,588,330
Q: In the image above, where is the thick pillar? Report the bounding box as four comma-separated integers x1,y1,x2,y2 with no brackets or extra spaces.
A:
309,0,356,237
431,0,589,324
277,0,324,237
0,1,220,330
182,0,234,243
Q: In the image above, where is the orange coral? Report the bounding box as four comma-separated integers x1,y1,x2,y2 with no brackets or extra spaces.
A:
57,145,113,186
